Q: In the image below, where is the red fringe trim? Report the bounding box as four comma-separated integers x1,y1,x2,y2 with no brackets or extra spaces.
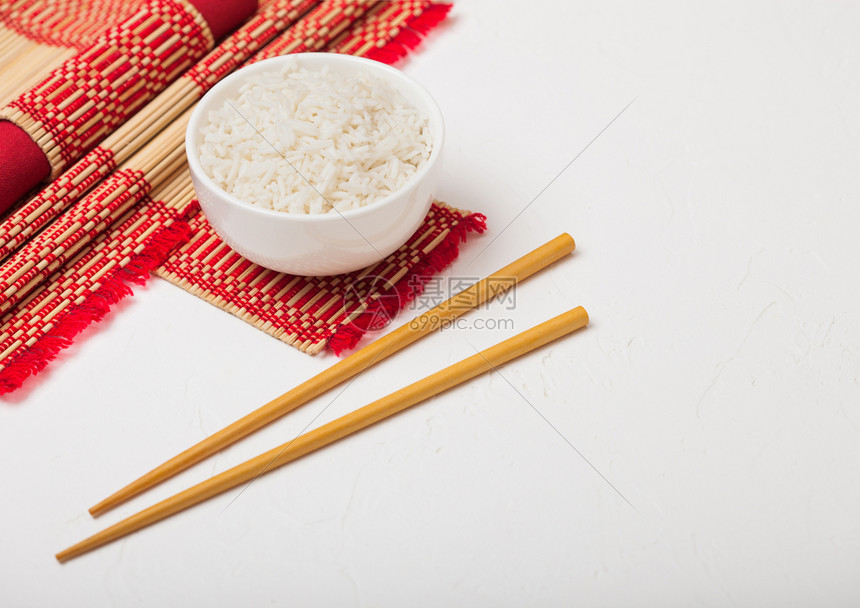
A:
364,2,453,65
0,220,193,395
328,211,487,355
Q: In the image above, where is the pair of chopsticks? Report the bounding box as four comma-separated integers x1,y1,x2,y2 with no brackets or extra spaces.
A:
57,234,587,562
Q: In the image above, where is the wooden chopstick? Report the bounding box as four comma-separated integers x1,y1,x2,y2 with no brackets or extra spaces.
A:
89,234,576,516
57,305,589,562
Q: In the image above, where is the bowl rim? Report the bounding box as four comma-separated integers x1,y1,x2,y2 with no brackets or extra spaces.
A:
185,53,444,223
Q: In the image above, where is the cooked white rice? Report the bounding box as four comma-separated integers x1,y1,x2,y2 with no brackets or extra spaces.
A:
198,63,432,214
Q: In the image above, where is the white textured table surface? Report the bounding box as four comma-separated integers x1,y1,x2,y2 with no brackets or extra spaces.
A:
3,1,860,606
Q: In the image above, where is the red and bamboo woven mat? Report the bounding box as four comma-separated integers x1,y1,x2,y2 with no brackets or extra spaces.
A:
156,201,485,355
0,1,478,396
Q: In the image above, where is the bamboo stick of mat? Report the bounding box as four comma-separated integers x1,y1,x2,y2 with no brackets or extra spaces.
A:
89,234,575,516
59,305,589,562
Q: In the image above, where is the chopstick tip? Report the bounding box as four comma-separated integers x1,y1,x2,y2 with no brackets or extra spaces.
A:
90,493,122,517
55,549,72,563
576,306,589,325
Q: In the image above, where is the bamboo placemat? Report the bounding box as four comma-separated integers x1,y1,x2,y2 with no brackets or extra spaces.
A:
156,201,485,355
0,1,464,395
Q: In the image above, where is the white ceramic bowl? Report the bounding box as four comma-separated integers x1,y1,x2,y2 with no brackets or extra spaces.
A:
185,53,444,276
